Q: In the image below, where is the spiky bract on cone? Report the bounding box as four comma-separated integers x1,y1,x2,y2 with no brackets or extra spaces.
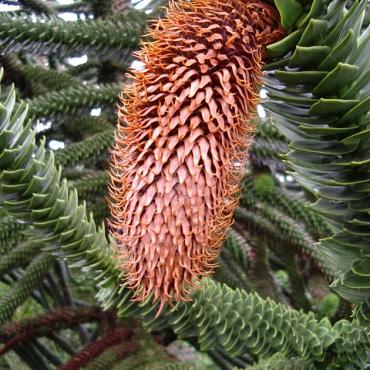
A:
109,0,284,311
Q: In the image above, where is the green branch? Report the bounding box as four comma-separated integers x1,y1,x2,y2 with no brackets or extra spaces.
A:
0,10,147,55
0,215,27,253
84,344,138,370
0,253,54,325
64,116,113,137
234,207,337,279
70,171,109,201
124,279,369,367
217,231,250,290
239,352,314,370
0,83,119,307
265,0,370,314
26,83,120,119
59,327,134,370
250,119,288,169
22,64,80,91
0,241,40,276
243,175,332,239
54,129,113,167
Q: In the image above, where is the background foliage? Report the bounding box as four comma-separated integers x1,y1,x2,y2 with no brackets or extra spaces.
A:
0,0,368,369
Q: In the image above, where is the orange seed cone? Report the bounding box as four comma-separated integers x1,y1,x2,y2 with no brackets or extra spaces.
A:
109,0,284,313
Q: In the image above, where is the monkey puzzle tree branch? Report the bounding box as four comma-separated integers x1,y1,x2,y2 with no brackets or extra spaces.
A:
0,10,147,56
59,326,135,370
0,306,114,355
26,83,120,119
0,253,54,326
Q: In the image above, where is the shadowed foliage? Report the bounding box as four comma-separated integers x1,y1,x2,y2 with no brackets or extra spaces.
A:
0,0,368,369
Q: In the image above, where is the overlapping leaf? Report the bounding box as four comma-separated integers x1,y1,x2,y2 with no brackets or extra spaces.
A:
264,0,370,318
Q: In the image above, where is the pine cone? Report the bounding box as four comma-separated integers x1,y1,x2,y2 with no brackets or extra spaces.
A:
109,0,284,312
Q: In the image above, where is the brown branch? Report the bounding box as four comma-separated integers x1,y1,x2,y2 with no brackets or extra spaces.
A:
59,327,135,370
0,306,114,355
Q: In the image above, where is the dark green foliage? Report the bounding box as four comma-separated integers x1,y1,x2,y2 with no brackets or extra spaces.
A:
317,293,339,319
240,352,315,370
0,0,368,369
22,64,81,91
273,0,303,30
0,215,27,253
0,242,40,275
58,326,134,369
0,54,37,97
0,253,54,325
249,119,288,170
0,84,117,288
54,129,113,167
83,343,134,370
215,231,251,291
1,80,368,368
64,116,113,138
0,10,147,56
26,83,120,119
265,0,370,316
234,205,336,279
108,337,195,370
245,174,332,238
133,363,194,370
71,171,109,201
108,279,369,368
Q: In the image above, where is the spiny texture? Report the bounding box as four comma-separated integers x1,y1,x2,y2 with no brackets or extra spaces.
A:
59,327,134,370
0,307,112,356
111,0,131,14
109,0,284,311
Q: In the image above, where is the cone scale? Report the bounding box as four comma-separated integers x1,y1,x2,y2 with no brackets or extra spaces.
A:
109,0,284,312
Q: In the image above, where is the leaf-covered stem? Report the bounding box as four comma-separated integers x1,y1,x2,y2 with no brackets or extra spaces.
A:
0,10,147,56
0,241,40,275
26,83,120,119
54,130,113,167
0,306,113,355
59,327,134,370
